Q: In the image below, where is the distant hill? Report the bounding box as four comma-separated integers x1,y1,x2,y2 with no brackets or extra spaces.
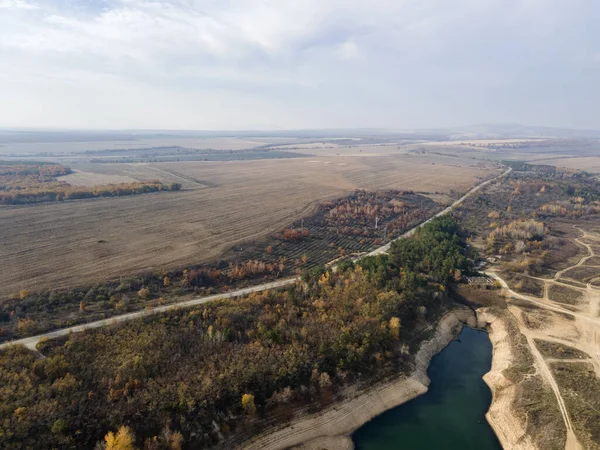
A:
1,124,599,144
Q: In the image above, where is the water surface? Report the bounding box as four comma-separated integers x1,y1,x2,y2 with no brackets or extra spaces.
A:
353,327,501,450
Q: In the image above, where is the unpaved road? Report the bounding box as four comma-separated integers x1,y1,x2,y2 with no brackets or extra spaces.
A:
490,271,588,450
0,169,511,352
488,226,600,450
1,278,297,352
368,168,512,256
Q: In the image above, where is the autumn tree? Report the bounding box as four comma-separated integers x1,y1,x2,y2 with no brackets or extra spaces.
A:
389,317,401,339
17,318,37,335
319,372,332,389
241,393,256,415
143,427,183,450
453,269,462,282
102,426,137,450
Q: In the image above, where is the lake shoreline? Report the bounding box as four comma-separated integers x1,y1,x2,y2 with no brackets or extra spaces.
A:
480,310,536,450
241,306,482,450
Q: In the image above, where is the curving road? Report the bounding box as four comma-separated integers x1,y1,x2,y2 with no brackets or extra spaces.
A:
367,167,512,256
0,168,511,352
486,225,600,450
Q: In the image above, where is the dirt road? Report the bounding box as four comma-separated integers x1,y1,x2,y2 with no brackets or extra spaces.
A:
0,168,511,352
0,278,297,352
487,225,600,450
368,168,512,256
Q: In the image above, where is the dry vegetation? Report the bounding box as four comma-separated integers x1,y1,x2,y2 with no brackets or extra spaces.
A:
547,285,585,305
0,217,469,449
561,266,600,284
535,340,590,360
451,163,600,449
552,362,600,449
0,189,437,341
532,156,600,173
477,306,567,450
454,165,600,285
0,162,180,204
0,154,497,299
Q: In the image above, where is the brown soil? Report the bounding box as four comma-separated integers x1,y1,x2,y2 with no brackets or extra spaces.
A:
0,156,496,299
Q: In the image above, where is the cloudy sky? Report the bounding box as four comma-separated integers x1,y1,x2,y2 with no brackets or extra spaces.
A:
0,0,599,130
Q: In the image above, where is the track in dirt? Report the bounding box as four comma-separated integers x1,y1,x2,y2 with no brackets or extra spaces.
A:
488,226,600,450
0,154,499,298
0,168,510,352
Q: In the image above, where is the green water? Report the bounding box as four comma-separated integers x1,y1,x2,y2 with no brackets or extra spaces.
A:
353,327,501,450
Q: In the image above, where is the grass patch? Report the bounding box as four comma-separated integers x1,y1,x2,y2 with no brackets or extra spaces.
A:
555,278,587,289
585,256,600,266
561,266,600,284
520,310,552,330
452,284,507,309
548,284,585,305
534,339,590,360
551,362,600,449
497,310,566,450
502,272,545,298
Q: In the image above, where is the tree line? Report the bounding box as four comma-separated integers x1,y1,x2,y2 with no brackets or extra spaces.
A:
0,216,471,449
1,257,289,342
0,162,182,205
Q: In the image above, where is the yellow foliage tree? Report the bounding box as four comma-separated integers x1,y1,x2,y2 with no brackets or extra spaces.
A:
104,426,137,450
389,317,401,339
19,289,29,300
163,277,171,287
169,431,183,450
17,318,37,335
241,393,256,415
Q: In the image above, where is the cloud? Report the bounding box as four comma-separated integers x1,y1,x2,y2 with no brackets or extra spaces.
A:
338,40,359,60
0,0,599,129
0,0,38,9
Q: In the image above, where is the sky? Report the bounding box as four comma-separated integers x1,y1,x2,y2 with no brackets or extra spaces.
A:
0,0,599,130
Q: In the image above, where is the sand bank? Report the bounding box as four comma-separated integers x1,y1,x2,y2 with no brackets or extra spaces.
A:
479,310,536,450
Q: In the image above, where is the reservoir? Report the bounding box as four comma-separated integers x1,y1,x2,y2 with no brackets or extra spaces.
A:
353,327,501,450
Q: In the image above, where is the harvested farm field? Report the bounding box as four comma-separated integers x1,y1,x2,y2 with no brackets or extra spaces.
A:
530,156,600,173
0,154,499,298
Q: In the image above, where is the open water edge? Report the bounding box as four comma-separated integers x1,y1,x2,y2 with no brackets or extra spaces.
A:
353,327,502,450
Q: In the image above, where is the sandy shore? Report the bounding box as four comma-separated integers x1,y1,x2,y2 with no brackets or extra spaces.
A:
479,310,536,450
241,307,479,450
241,308,540,450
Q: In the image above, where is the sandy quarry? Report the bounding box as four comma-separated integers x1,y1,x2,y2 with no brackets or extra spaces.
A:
488,225,600,450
